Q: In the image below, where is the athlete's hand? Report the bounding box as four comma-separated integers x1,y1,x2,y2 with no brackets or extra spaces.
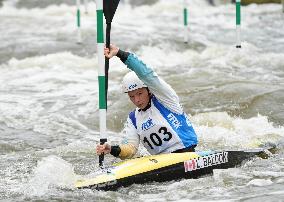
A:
96,143,111,155
104,44,119,59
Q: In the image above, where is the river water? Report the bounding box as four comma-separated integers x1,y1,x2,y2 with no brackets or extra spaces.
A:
0,0,284,201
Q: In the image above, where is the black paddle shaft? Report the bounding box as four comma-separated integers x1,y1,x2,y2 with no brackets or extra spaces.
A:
102,0,120,104
105,23,111,106
104,0,119,104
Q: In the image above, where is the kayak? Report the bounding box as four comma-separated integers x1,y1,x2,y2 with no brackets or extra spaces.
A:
75,147,275,191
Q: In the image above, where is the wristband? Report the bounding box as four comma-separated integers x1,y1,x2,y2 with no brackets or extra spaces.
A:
116,49,130,63
110,145,121,157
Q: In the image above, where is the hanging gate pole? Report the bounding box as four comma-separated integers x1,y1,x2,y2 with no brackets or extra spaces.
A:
76,0,82,44
236,0,241,48
183,0,188,43
96,0,107,167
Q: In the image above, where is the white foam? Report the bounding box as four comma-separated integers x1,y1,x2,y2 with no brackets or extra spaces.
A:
247,179,273,187
192,112,284,149
22,155,77,196
0,52,99,139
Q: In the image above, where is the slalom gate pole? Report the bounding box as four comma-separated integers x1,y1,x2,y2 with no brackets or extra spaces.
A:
282,0,284,13
96,0,107,168
236,0,241,48
76,0,82,43
183,0,188,43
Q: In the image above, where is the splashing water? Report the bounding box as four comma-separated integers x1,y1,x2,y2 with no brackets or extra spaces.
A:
22,155,77,197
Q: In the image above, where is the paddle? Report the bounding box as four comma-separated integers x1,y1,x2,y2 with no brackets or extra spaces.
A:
99,0,120,168
104,0,120,102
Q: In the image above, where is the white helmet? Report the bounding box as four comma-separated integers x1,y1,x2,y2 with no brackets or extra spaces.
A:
122,71,147,93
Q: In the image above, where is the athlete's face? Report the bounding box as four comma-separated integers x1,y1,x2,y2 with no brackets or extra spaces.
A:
128,87,150,109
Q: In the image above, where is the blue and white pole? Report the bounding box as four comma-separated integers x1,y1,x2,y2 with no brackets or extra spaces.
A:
96,0,107,167
236,0,241,48
183,0,188,43
76,0,82,44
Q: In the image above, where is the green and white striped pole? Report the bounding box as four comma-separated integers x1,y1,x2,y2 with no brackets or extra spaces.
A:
84,0,88,14
96,0,107,167
76,0,82,43
183,0,188,43
236,0,241,48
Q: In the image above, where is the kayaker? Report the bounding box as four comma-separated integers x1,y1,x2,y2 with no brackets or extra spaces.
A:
96,44,198,159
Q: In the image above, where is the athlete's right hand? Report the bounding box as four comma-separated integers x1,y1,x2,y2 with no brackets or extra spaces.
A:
96,143,111,155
